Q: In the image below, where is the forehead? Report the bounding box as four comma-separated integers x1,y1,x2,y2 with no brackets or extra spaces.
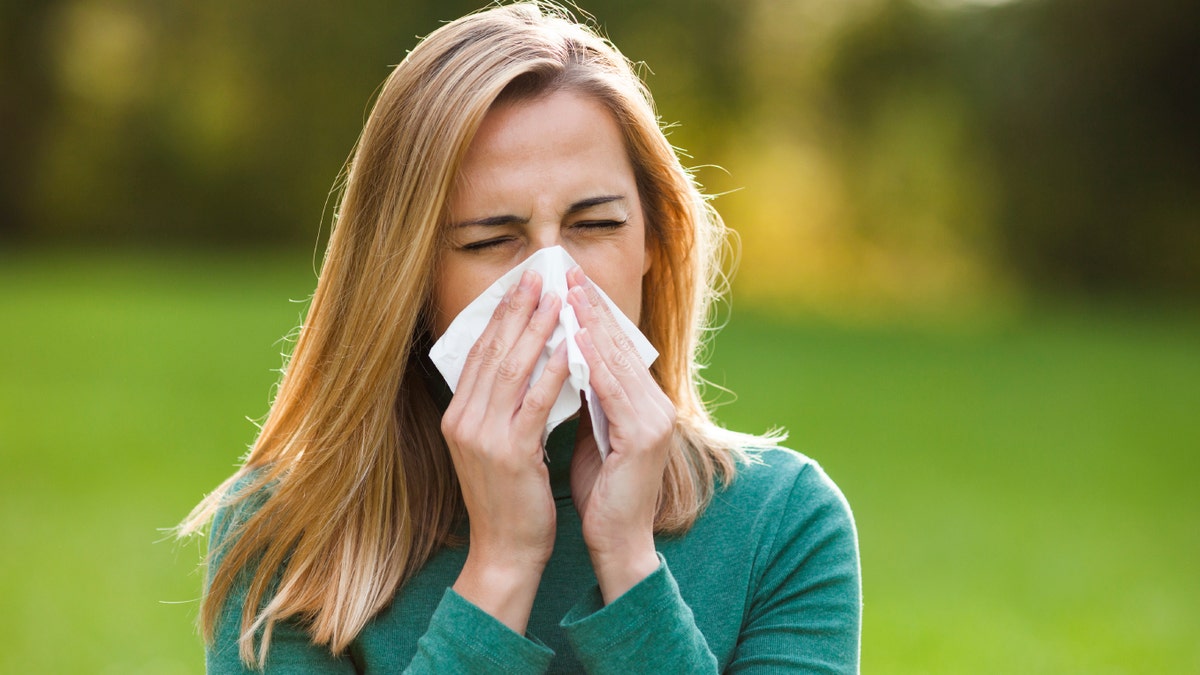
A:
449,90,637,217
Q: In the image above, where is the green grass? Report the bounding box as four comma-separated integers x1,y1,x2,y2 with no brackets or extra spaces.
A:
1,251,1197,673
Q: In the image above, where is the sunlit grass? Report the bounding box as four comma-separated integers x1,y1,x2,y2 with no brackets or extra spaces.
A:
709,305,1200,673
1,250,1196,673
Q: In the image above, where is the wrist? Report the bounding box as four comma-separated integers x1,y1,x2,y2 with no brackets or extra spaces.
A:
590,540,660,605
454,553,546,635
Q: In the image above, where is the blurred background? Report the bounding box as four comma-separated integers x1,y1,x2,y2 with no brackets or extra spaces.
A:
1,0,1197,672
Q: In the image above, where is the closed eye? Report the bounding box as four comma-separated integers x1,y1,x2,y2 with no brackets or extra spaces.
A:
574,219,627,230
461,236,515,251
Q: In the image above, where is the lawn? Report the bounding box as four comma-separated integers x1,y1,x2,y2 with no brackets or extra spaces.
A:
1,250,1196,673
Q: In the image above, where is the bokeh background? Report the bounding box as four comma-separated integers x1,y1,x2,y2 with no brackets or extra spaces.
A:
1,0,1197,672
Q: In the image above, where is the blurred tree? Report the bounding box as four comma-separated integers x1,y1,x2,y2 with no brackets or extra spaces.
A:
826,0,1200,295
2,0,1196,300
0,0,66,241
3,0,745,247
980,0,1200,293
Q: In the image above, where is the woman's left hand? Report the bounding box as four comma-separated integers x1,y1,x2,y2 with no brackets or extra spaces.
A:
566,266,675,605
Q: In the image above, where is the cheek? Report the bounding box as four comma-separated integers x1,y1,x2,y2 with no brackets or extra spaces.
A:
431,257,525,337
430,267,477,338
572,232,650,324
578,261,646,324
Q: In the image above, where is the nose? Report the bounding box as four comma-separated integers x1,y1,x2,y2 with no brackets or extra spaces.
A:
527,223,565,255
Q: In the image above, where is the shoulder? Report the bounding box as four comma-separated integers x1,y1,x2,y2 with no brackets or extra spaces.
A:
710,447,858,566
727,448,861,619
729,446,853,521
208,468,278,564
711,449,862,670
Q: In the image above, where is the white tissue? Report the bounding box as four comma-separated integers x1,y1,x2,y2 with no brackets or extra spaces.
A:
429,246,658,459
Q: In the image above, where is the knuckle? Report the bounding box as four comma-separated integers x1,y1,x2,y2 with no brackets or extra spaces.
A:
610,349,635,374
507,289,532,315
523,388,549,413
496,357,523,383
653,417,674,442
481,339,507,365
467,339,486,360
476,441,501,461
440,414,461,443
611,330,636,355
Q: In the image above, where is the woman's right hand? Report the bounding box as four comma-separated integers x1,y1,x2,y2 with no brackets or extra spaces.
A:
440,269,570,635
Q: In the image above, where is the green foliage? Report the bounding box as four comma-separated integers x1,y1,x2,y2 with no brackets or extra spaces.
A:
2,0,1196,299
1,252,1197,671
825,0,1200,293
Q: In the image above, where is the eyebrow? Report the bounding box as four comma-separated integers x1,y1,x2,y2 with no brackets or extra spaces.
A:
452,195,626,229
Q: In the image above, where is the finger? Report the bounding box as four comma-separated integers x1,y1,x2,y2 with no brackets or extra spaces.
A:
568,268,646,366
489,291,563,412
459,270,543,412
575,328,676,458
574,327,637,420
452,280,517,406
512,341,571,441
565,280,675,435
565,268,669,417
566,267,628,343
567,283,648,393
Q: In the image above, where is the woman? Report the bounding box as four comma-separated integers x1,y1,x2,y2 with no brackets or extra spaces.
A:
182,3,861,673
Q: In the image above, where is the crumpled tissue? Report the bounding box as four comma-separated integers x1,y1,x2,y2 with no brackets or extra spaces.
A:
429,245,658,459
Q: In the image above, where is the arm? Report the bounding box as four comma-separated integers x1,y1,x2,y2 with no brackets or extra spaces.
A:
560,268,710,672
729,462,862,673
205,502,558,674
558,462,861,674
560,557,718,674
207,565,554,674
440,269,570,635
206,272,569,673
204,496,357,675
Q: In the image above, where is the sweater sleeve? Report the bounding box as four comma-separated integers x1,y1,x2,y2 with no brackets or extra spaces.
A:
206,614,356,674
205,496,556,674
407,589,554,673
560,556,718,673
729,461,862,673
558,459,861,675
208,584,555,674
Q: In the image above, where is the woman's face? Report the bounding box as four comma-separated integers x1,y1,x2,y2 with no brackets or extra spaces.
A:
432,90,651,337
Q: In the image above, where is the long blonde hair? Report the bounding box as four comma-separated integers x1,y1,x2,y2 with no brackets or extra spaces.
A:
180,1,778,667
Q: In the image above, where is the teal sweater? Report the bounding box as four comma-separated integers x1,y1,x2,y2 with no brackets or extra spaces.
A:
207,420,861,673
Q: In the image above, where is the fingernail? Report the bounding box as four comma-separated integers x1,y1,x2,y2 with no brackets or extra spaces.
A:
577,327,593,349
538,292,558,313
568,286,587,308
520,269,536,291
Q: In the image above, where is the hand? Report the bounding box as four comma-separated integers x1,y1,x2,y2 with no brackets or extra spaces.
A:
441,269,571,633
566,266,675,604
